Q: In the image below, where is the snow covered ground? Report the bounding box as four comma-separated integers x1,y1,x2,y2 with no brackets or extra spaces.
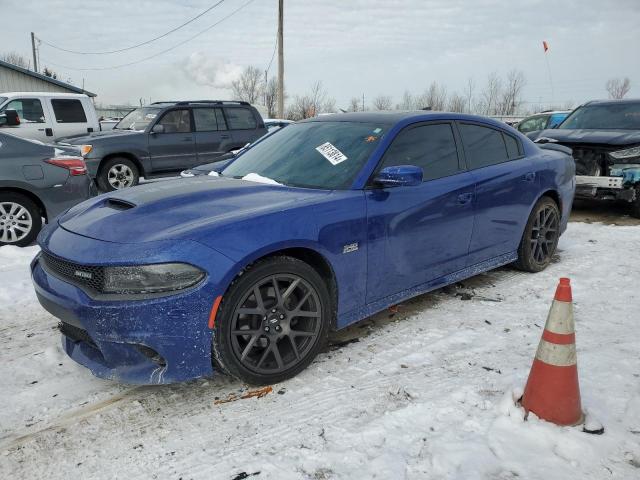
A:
1,220,639,479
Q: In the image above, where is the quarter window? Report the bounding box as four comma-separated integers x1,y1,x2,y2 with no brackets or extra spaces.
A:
503,133,521,159
459,123,509,169
379,123,461,181
51,99,87,123
224,107,257,130
1,98,45,123
158,109,191,133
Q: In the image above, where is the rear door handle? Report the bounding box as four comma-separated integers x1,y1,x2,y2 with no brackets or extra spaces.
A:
523,172,536,182
182,137,192,142
457,192,474,205
220,134,231,139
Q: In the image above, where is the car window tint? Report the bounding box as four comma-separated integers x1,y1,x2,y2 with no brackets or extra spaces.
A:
224,108,257,130
1,98,45,123
518,115,547,133
503,133,521,159
51,99,87,123
459,123,509,169
159,109,191,133
215,108,227,131
379,123,460,181
193,108,219,132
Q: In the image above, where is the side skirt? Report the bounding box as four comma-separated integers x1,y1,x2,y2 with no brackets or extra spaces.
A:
336,251,518,330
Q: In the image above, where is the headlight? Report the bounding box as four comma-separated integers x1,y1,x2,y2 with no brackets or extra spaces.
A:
80,145,93,156
610,146,640,160
103,263,205,294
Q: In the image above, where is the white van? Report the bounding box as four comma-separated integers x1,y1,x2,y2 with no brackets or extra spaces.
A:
0,92,100,142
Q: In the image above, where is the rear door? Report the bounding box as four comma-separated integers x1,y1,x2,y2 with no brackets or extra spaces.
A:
457,122,538,265
365,121,475,303
148,108,196,172
0,97,53,141
193,107,234,164
223,106,264,149
48,98,92,139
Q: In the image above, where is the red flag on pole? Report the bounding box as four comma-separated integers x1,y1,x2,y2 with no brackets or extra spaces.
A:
543,41,549,53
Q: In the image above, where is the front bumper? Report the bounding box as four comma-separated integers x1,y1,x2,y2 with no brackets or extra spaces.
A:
32,226,235,384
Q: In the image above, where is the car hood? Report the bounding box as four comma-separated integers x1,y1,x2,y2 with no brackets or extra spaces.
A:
61,129,143,144
534,128,640,146
58,176,329,244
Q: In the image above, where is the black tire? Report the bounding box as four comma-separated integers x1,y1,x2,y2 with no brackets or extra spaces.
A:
514,196,561,272
0,192,42,247
212,256,331,385
630,187,640,219
97,157,139,192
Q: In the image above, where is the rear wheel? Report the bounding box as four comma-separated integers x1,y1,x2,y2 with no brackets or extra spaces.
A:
514,196,560,272
97,157,139,192
0,193,42,247
212,256,330,385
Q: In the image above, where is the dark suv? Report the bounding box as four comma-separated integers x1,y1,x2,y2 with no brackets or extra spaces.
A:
62,101,267,191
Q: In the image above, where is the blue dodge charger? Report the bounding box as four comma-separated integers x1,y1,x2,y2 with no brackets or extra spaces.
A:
31,112,575,385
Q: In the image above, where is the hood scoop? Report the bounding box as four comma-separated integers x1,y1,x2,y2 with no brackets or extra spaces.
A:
105,198,136,210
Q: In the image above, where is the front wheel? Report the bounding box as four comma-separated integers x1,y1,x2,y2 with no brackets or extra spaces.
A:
514,196,561,272
97,157,139,192
212,256,331,385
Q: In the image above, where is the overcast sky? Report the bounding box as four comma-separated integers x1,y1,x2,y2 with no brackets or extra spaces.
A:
3,0,640,110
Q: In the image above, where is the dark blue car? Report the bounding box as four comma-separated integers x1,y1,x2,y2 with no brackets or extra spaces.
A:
31,112,575,385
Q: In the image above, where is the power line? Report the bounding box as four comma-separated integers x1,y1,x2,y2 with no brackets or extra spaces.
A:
40,0,256,71
38,1,226,55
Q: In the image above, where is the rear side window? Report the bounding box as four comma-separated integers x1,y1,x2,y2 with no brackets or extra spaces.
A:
224,107,257,130
51,99,87,123
379,123,461,181
193,108,219,132
1,98,45,123
459,123,508,169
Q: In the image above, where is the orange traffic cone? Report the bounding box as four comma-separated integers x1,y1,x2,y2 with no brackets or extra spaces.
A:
521,278,583,426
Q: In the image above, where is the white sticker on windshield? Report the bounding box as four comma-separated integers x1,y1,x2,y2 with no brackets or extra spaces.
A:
316,142,348,165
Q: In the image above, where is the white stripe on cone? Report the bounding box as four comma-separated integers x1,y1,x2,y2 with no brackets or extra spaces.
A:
544,301,574,334
535,340,577,367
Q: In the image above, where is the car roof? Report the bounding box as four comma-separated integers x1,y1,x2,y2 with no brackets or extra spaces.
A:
0,92,89,99
583,98,640,106
299,111,511,128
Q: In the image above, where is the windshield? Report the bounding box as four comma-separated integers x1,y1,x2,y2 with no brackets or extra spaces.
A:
559,103,640,130
222,121,388,189
114,107,162,131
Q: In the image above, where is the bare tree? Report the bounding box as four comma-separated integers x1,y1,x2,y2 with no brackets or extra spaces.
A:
286,81,335,120
448,93,467,113
264,77,279,117
373,95,392,110
418,81,448,110
497,70,526,115
606,77,631,99
231,66,263,104
465,77,475,113
479,72,502,115
1,51,30,69
348,97,360,112
397,90,415,110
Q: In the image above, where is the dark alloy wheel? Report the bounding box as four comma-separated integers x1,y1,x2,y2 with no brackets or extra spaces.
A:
212,256,331,385
514,196,561,272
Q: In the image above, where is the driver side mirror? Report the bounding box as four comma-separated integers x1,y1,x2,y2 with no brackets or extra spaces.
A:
373,165,423,187
0,109,20,127
151,124,165,134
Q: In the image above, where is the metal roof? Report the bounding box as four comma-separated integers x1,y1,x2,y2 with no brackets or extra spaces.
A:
0,59,96,97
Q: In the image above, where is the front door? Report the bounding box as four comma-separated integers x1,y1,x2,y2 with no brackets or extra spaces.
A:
365,122,475,303
0,97,53,141
148,108,196,173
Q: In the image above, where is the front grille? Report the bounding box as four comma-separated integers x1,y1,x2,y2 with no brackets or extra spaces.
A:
41,252,105,293
59,321,97,348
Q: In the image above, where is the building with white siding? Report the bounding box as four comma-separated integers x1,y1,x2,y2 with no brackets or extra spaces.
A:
0,60,95,97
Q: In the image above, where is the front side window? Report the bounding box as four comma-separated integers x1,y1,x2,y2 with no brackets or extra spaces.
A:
378,123,461,181
225,107,257,130
459,123,509,169
51,99,87,123
158,109,191,133
559,102,640,130
1,98,45,123
223,121,388,189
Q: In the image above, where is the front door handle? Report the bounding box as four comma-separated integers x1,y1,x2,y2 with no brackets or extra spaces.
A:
457,192,474,205
523,172,536,182
220,134,231,139
182,137,192,142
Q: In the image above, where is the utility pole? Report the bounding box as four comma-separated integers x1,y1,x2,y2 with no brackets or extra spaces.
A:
31,32,38,73
277,0,284,118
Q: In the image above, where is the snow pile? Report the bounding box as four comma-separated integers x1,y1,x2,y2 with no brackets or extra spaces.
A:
0,222,639,479
241,172,283,185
